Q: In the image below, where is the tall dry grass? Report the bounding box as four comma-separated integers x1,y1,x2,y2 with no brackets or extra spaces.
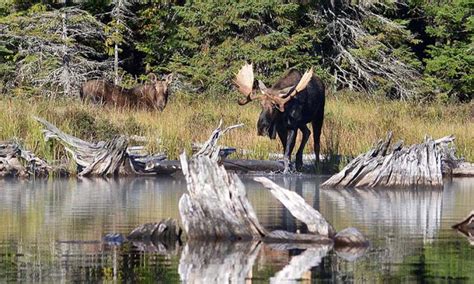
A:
0,92,472,163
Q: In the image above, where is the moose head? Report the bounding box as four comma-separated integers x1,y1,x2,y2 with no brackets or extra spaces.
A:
142,73,173,111
233,63,313,138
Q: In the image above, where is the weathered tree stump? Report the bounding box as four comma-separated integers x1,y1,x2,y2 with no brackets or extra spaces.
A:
179,154,268,240
322,132,463,189
0,140,50,177
35,117,128,176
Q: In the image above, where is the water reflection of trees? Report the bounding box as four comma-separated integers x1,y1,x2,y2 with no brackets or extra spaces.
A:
0,177,186,241
1,176,472,282
320,188,444,281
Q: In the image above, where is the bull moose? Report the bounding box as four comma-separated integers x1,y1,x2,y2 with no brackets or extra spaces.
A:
80,73,173,111
234,63,325,172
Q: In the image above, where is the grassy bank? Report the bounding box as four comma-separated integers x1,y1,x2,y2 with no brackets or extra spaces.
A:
0,92,472,164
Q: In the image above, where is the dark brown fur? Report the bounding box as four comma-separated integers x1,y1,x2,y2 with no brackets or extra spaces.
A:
257,69,325,172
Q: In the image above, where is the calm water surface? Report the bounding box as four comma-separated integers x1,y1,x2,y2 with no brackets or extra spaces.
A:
0,175,473,282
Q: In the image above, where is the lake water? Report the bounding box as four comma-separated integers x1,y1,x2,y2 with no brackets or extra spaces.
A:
0,175,473,282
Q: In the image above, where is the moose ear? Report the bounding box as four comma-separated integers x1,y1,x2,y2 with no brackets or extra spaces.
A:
258,80,268,94
164,73,173,84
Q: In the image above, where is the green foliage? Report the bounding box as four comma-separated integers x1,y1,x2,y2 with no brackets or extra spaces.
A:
421,0,473,100
138,1,325,95
0,0,472,101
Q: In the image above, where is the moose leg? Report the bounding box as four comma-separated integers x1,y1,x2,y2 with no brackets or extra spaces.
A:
277,126,288,153
312,119,323,164
283,129,297,173
295,125,311,171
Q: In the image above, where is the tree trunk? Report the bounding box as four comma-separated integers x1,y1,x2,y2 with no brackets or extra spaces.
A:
61,12,71,96
114,42,119,85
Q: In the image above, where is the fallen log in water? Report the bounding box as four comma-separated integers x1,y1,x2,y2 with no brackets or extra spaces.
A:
322,132,465,189
255,176,335,237
452,211,474,245
127,218,182,242
32,117,285,176
451,162,474,177
145,159,285,174
0,140,50,177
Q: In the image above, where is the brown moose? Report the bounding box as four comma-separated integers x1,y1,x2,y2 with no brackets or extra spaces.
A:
80,73,173,111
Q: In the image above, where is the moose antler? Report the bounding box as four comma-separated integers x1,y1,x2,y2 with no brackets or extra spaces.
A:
271,68,313,111
234,63,263,105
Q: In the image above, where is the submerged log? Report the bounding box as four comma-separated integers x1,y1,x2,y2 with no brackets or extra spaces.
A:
255,176,335,237
452,211,474,245
35,117,128,176
145,159,285,174
128,218,182,243
0,140,50,177
451,162,474,177
322,132,462,189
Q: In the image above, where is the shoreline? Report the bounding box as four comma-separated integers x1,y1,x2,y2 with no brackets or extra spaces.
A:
0,92,472,165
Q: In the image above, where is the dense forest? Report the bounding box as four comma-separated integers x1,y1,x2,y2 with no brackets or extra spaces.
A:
0,0,472,102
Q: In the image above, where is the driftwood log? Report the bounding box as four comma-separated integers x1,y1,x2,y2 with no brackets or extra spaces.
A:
452,211,474,245
322,132,463,189
32,117,286,176
145,159,285,174
0,140,50,177
36,117,128,176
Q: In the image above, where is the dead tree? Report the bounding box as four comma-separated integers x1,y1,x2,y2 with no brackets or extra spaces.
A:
0,7,112,97
313,3,422,99
35,117,128,176
0,140,50,177
107,0,136,85
321,132,463,189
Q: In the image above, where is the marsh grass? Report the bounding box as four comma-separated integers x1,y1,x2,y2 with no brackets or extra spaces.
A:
0,92,472,164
